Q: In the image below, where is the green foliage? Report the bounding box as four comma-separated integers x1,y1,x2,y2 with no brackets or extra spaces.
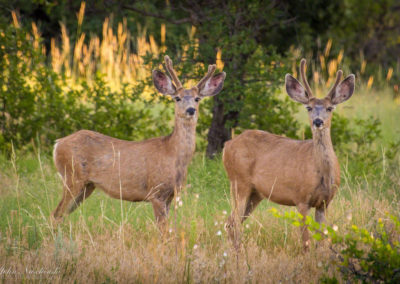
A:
272,208,400,283
0,23,173,154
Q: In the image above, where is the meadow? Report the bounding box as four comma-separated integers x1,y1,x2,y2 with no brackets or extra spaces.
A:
1,6,400,283
1,85,399,283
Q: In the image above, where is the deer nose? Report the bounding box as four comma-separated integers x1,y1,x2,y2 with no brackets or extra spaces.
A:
186,108,196,116
313,118,323,127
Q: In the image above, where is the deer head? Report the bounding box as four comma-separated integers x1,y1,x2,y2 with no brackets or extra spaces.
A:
152,55,226,122
285,59,355,131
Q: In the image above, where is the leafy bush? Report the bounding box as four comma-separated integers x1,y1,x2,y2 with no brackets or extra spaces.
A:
271,208,400,283
0,23,173,154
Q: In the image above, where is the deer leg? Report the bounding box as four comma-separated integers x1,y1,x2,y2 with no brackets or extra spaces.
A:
226,182,252,249
297,203,311,251
52,178,94,222
66,183,95,214
151,198,169,234
242,191,263,222
315,207,326,224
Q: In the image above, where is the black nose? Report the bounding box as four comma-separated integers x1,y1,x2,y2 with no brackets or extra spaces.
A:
313,118,323,127
186,108,196,116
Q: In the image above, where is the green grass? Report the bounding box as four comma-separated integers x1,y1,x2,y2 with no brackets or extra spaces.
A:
1,147,399,282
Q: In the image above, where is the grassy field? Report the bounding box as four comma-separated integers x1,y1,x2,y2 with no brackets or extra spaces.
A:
1,87,399,283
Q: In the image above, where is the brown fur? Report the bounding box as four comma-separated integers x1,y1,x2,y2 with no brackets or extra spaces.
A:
223,59,355,250
52,56,226,231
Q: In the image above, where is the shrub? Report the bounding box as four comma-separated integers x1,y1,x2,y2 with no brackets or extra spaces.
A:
0,23,173,154
271,208,400,283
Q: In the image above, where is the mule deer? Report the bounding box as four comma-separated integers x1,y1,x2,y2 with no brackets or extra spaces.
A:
223,59,354,249
52,55,226,231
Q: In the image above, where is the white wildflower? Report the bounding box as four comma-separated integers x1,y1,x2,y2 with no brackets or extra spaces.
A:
332,225,338,231
216,230,222,236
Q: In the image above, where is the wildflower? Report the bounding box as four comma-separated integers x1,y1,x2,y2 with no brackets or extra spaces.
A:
169,228,173,233
223,252,228,257
222,210,227,215
332,225,338,231
323,229,328,235
193,244,198,250
245,224,250,229
216,230,222,236
195,194,199,199
178,200,183,207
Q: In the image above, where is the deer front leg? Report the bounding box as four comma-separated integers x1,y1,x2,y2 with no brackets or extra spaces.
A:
297,203,310,251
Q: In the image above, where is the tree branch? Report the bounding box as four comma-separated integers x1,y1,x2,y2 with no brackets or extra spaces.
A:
122,5,192,25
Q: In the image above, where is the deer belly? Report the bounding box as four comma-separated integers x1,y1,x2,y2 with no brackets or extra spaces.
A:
253,178,297,206
92,172,149,202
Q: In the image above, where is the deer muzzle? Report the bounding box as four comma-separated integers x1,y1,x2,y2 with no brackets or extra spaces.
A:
186,108,196,116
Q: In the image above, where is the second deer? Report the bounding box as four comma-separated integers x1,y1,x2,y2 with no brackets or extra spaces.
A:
52,55,226,231
223,59,355,249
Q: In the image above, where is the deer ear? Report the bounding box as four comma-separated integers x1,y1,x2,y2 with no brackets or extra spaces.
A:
331,74,355,105
199,72,226,97
152,70,176,95
285,74,309,104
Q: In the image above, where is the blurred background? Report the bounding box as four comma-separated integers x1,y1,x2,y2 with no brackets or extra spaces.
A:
1,0,400,159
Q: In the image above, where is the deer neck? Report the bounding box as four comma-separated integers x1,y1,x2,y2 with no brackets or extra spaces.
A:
312,127,337,190
169,115,197,167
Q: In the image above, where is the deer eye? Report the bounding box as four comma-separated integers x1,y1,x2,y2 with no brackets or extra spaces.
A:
174,97,181,102
306,106,312,112
326,107,334,112
194,97,201,102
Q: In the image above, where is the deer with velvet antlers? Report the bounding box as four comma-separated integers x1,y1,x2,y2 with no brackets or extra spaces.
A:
52,55,226,230
223,59,355,249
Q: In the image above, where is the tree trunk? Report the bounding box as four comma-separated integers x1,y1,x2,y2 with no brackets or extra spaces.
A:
206,96,229,158
206,96,240,158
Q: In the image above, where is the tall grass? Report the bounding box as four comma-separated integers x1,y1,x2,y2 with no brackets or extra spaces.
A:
0,142,399,282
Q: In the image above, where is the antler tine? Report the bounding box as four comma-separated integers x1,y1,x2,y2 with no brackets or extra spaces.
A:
195,64,216,90
300,59,314,98
164,55,183,90
327,70,343,98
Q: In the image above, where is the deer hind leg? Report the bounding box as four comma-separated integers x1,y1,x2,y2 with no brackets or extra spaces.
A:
226,182,254,249
151,198,171,235
52,173,95,221
66,183,95,214
243,191,262,222
297,203,311,251
315,206,326,224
